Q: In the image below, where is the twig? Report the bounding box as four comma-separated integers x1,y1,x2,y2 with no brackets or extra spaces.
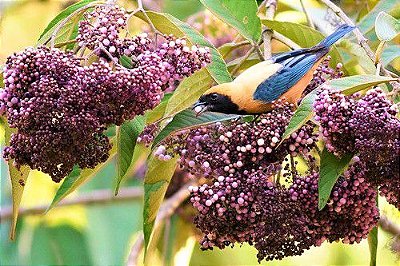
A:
263,0,278,59
126,182,194,266
272,32,301,50
0,187,143,221
126,234,144,266
317,0,392,77
230,46,257,76
379,215,400,236
300,0,315,29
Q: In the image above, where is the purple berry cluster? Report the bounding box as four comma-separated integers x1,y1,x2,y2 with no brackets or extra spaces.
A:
162,100,317,178
1,5,210,181
314,88,400,208
302,56,344,97
77,4,128,59
1,47,111,181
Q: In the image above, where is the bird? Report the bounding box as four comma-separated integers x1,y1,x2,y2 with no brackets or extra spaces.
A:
193,24,354,115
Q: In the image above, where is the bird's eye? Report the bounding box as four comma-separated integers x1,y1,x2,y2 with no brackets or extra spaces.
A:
210,93,218,101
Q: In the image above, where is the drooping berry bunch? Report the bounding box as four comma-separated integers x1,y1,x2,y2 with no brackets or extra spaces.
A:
302,56,344,97
161,100,317,178
77,4,128,58
1,47,111,181
1,4,211,182
314,88,400,208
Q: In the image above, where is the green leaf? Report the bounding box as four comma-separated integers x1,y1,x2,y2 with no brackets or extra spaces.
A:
115,116,145,194
199,0,261,42
358,0,400,34
47,140,117,211
381,45,400,65
152,109,242,149
4,122,30,240
368,226,378,266
37,0,100,44
375,12,400,41
143,155,179,251
163,69,213,118
327,74,398,95
318,149,353,210
262,20,342,66
339,40,376,74
145,93,173,124
278,91,317,146
119,55,134,69
135,11,231,84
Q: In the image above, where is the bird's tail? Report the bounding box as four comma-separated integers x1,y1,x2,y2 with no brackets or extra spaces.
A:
318,24,355,48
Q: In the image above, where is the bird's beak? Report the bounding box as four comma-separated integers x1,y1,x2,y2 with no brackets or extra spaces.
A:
192,100,208,116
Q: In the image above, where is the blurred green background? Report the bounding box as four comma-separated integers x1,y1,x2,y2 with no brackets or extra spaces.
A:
1,0,399,265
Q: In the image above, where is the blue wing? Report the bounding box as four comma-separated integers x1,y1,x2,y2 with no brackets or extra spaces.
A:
253,50,321,102
253,24,354,103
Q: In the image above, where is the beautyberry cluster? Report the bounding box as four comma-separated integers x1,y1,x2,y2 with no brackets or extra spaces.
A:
314,87,400,208
1,4,210,182
162,100,317,178
77,4,128,58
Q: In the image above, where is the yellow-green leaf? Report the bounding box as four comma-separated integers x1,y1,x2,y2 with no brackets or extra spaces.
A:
115,116,145,194
37,0,101,45
163,69,213,118
199,0,261,42
143,155,179,251
375,12,400,41
318,149,353,210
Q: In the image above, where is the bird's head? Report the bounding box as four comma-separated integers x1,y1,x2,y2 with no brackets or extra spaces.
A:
192,84,242,115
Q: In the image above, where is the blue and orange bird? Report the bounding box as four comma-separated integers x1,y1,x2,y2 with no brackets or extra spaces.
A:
193,24,355,115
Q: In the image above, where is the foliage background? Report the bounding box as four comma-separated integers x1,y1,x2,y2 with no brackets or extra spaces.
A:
0,0,399,265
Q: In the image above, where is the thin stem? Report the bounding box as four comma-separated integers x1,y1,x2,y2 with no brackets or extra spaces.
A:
0,187,143,221
300,0,315,29
230,46,256,76
272,32,301,50
317,0,392,77
379,215,400,236
263,0,278,59
126,182,194,266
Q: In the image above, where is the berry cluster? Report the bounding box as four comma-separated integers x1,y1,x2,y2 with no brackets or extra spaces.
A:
155,60,390,261
314,88,400,208
162,100,317,178
302,56,344,97
77,4,128,59
1,4,210,181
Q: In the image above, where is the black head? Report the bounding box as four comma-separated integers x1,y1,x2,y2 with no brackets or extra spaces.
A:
193,92,245,115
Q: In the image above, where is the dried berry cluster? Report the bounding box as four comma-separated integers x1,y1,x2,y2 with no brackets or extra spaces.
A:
314,88,400,209
1,4,210,181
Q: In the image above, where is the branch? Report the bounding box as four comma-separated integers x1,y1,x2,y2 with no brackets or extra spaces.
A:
263,0,278,59
379,215,400,237
318,0,392,77
0,187,143,221
300,0,315,29
272,32,301,50
126,182,194,266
